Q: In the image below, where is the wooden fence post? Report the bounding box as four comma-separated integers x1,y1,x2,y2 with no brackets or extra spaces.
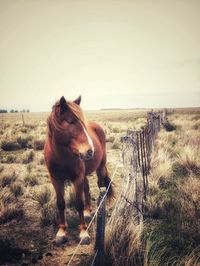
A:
21,113,25,126
94,187,107,266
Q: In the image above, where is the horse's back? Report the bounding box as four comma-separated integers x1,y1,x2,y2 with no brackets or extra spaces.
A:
87,121,106,147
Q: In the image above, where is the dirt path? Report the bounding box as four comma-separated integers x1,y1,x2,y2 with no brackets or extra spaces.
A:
37,242,94,266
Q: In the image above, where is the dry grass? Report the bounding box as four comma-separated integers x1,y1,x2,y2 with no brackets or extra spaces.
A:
150,148,173,182
24,174,39,187
105,215,143,266
144,111,200,266
0,188,15,205
32,185,57,227
10,183,23,197
0,172,16,188
0,109,199,265
177,145,200,175
0,204,24,224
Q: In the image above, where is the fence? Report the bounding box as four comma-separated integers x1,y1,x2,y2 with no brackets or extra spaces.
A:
119,110,166,222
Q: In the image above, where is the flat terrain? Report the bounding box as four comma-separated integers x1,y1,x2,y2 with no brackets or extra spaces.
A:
0,108,199,266
0,109,147,265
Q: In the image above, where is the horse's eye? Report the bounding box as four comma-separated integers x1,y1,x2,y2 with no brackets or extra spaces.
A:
68,119,74,124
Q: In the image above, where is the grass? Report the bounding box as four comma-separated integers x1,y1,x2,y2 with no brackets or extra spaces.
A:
1,140,21,151
24,174,39,186
10,183,23,197
104,110,200,266
32,186,53,207
0,164,4,173
0,204,24,224
40,202,57,227
33,138,45,150
32,186,57,227
22,150,35,164
0,109,199,265
0,172,16,188
143,113,200,266
105,215,143,266
0,188,15,205
163,120,176,131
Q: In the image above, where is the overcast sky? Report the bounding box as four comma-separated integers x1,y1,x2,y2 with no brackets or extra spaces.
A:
0,0,200,111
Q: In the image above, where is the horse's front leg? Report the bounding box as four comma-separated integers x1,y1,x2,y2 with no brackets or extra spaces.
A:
51,177,68,245
73,178,90,245
83,176,92,222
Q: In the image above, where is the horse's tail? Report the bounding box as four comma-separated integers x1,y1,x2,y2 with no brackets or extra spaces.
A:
104,174,115,201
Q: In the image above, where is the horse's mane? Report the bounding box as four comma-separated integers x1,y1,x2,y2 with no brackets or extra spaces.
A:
67,101,86,126
47,100,86,138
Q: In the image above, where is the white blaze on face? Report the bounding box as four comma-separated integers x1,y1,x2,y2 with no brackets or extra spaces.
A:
81,124,94,153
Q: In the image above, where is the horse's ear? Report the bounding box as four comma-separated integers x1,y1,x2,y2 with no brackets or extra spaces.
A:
74,95,81,105
59,96,68,112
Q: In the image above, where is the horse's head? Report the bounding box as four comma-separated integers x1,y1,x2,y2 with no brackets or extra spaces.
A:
49,96,94,161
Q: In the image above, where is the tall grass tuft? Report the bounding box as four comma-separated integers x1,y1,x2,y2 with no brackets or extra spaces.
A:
33,139,45,150
32,186,57,227
10,183,23,197
32,186,53,207
163,120,176,131
1,140,20,151
22,150,35,164
0,189,14,205
105,214,143,266
0,205,24,224
0,172,16,188
24,174,39,187
0,165,4,173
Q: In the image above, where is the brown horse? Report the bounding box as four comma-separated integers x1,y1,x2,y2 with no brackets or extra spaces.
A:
44,96,114,245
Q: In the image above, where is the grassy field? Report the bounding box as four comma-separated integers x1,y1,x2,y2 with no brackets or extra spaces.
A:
0,108,199,265
0,109,147,265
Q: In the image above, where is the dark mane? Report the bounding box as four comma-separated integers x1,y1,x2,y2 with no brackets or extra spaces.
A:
67,101,86,126
47,100,86,137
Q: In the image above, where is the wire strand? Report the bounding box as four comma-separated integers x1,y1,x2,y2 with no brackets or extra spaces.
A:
91,250,98,266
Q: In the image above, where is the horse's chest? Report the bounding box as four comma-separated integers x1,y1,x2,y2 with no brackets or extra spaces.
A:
48,160,80,180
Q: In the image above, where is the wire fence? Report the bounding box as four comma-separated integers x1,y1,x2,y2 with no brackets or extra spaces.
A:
118,110,166,222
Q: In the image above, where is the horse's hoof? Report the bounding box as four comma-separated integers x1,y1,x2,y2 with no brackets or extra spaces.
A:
84,210,92,223
80,235,91,245
54,235,68,246
84,215,92,223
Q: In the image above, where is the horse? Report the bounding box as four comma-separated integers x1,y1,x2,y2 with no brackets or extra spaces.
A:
44,95,114,245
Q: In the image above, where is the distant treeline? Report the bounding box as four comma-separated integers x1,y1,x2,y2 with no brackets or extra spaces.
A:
0,109,30,113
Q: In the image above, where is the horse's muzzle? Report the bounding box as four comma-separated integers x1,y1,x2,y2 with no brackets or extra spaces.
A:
79,149,94,161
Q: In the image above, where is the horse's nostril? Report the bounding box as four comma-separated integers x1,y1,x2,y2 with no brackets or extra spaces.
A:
80,153,84,160
87,149,93,157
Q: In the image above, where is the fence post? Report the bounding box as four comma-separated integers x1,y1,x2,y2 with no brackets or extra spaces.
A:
21,113,25,126
94,187,106,266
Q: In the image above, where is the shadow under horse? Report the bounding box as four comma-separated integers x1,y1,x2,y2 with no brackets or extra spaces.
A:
44,96,114,245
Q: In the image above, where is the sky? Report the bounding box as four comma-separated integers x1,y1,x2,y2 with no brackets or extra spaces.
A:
0,0,200,111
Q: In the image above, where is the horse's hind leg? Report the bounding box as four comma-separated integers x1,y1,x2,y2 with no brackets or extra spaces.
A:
73,178,90,245
51,177,68,245
83,177,92,221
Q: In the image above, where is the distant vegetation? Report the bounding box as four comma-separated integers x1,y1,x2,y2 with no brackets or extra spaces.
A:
0,109,30,113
